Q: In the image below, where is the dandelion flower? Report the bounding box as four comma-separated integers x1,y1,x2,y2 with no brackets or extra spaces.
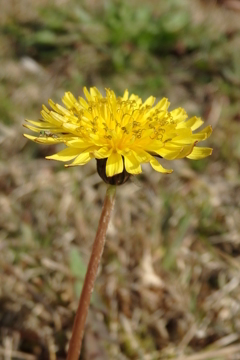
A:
24,87,212,184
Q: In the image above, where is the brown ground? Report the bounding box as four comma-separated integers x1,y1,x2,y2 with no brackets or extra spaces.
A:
1,0,240,359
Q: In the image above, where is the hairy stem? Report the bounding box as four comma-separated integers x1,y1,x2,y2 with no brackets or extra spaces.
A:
67,185,117,360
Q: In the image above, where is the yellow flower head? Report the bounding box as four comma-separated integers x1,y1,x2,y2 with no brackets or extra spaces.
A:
24,87,212,184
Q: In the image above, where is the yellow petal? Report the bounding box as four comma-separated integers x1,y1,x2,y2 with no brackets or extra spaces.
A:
46,148,81,161
185,116,203,131
94,147,112,159
129,94,140,102
156,147,183,160
83,87,92,101
175,128,192,137
143,96,155,107
62,122,80,133
124,153,142,175
66,139,93,148
190,117,204,131
174,142,197,159
150,157,173,174
196,125,212,138
177,116,204,131
132,149,151,163
170,108,188,123
51,111,71,124
23,124,41,133
106,152,123,177
187,147,213,159
23,134,38,141
78,97,89,109
23,133,63,144
162,128,191,142
24,124,60,135
66,152,92,167
90,87,102,99
62,92,77,109
171,133,206,145
150,98,170,113
40,110,61,126
48,99,61,113
25,119,56,129
42,104,50,114
122,89,129,101
56,103,72,116
144,140,164,152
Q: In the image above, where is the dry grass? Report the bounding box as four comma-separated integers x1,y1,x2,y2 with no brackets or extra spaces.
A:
1,0,240,359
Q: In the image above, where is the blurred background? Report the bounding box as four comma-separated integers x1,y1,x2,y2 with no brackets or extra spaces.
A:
1,0,240,359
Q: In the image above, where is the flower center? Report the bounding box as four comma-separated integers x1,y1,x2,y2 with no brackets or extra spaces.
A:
76,94,173,150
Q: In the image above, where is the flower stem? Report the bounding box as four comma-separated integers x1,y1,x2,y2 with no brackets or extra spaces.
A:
67,185,117,360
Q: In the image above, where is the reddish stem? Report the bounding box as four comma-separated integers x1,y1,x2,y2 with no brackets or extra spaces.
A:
67,185,117,360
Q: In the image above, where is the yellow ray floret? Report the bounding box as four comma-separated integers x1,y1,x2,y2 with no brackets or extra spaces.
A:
24,87,212,179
